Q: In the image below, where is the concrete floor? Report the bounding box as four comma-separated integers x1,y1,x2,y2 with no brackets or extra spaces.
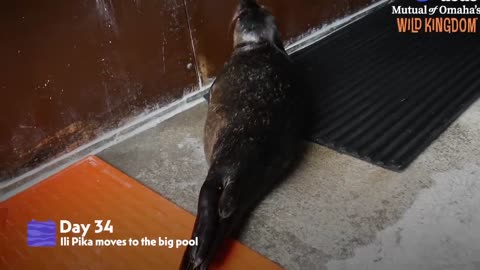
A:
99,99,480,270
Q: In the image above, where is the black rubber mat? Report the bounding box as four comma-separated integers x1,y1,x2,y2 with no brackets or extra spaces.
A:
293,0,480,171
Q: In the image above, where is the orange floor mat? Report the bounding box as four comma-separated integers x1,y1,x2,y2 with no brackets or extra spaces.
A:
0,156,282,270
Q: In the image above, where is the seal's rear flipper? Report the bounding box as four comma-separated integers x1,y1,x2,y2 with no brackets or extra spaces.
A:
180,173,240,270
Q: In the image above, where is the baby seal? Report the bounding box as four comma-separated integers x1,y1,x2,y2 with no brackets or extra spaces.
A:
180,0,304,269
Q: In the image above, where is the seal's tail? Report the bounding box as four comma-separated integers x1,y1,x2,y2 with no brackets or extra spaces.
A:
179,168,242,270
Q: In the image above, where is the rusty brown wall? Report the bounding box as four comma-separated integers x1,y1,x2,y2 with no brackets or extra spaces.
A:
0,0,377,182
0,0,197,181
186,0,378,83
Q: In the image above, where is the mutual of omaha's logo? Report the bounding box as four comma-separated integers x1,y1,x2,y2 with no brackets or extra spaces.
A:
27,220,56,247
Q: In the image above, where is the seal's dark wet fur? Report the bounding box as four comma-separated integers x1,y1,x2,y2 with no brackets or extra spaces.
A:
180,1,305,269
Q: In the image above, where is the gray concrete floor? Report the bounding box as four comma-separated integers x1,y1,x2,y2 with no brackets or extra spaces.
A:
99,99,480,270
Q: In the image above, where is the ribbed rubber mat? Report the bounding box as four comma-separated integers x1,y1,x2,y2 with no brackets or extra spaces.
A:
294,0,480,171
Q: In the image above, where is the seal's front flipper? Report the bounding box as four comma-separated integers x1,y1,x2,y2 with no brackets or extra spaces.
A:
203,90,210,105
203,78,217,105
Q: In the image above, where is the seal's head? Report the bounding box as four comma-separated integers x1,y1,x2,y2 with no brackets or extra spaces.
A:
231,0,284,51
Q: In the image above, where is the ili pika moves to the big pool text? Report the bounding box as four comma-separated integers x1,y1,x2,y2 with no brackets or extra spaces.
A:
29,219,198,248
